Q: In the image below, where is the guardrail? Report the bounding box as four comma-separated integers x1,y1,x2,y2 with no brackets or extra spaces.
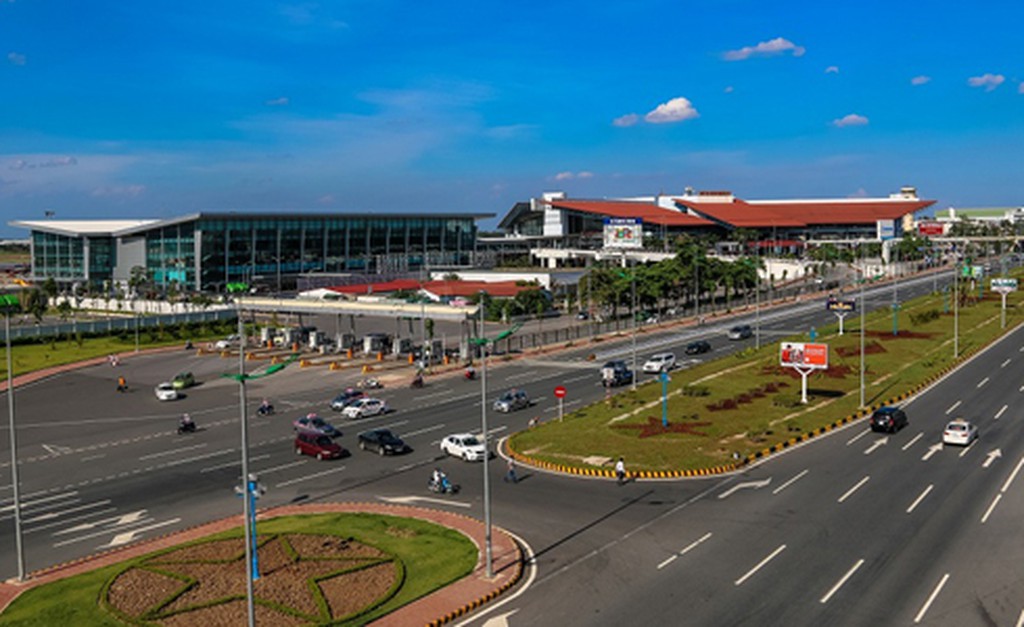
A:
3,309,236,341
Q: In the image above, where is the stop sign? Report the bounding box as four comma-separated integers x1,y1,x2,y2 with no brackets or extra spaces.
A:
554,386,567,399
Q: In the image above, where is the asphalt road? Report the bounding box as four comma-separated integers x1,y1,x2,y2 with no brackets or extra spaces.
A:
1,268,1021,626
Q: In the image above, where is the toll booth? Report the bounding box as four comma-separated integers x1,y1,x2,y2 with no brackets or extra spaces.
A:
363,333,392,355
396,337,414,356
339,333,356,350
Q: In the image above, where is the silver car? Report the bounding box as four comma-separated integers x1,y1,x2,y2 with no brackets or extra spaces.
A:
493,389,530,413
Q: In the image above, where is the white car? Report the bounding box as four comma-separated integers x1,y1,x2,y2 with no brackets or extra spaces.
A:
341,398,389,419
642,353,677,374
440,434,487,461
942,419,978,446
154,382,179,401
214,334,240,350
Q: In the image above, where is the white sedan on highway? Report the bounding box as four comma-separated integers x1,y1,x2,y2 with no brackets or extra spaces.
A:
154,382,179,401
440,434,487,461
341,398,389,419
942,419,979,446
642,353,677,374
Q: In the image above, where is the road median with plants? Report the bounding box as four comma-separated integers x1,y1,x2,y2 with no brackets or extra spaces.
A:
508,276,1024,478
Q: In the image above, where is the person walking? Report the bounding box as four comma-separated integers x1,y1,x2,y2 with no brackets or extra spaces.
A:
505,458,518,483
615,457,626,485
116,375,127,393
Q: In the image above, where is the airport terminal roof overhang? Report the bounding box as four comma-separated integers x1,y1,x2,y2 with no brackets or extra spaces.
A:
11,210,496,238
673,198,936,228
549,199,717,227
237,296,479,322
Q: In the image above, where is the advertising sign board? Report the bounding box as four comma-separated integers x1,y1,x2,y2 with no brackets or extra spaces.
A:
780,342,829,369
603,218,643,249
826,298,856,312
917,222,944,237
992,278,1018,292
876,219,896,241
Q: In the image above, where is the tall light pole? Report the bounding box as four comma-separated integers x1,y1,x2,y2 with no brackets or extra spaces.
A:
233,290,256,627
2,294,25,581
859,244,865,409
630,255,637,392
477,293,493,577
954,247,960,358
755,245,761,350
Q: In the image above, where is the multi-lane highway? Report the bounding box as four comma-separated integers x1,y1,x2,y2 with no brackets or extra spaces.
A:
1,268,1021,626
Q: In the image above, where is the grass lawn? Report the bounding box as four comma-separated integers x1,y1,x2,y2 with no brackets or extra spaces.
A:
0,320,240,380
0,512,478,626
511,277,1024,473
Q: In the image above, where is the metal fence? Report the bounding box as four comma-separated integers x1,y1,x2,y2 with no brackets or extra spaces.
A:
3,309,237,341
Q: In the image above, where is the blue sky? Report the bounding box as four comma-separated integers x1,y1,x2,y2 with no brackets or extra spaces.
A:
2,1,1022,235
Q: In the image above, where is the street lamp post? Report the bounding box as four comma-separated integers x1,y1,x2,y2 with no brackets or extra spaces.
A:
2,294,25,581
859,245,865,409
630,256,637,392
477,295,493,578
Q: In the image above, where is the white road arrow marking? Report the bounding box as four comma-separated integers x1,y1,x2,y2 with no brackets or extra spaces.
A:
482,610,520,627
378,495,471,508
717,478,771,499
864,437,889,455
56,509,147,535
99,518,181,548
41,444,73,456
921,443,943,461
984,449,1003,468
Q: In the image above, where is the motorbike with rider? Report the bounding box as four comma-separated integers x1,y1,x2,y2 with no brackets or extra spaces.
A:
428,468,459,494
177,413,196,434
257,398,275,416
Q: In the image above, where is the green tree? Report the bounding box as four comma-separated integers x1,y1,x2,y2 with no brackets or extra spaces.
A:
21,289,47,323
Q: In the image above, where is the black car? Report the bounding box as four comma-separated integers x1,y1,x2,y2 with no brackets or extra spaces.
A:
357,428,410,455
685,340,711,355
870,406,908,433
600,360,634,387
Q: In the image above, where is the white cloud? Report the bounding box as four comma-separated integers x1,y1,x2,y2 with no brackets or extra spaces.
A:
1019,83,1024,94
90,184,145,198
644,97,699,124
7,52,25,66
723,37,805,61
967,73,1005,91
832,113,869,127
552,171,594,181
8,156,77,169
317,194,334,205
265,97,289,106
825,66,839,74
911,75,931,86
724,86,734,93
848,188,869,198
612,113,639,127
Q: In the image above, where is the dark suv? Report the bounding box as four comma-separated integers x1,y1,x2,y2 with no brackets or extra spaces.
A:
870,406,908,433
600,360,634,387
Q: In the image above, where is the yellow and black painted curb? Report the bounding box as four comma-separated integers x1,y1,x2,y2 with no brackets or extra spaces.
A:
425,544,524,627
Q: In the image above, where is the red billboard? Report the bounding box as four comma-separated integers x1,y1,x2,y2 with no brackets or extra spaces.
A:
917,222,944,237
780,342,829,369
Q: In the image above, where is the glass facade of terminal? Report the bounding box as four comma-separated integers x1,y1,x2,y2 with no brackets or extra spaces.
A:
26,213,480,293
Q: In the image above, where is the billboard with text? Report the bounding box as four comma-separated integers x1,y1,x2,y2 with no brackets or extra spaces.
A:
603,218,643,249
780,342,829,369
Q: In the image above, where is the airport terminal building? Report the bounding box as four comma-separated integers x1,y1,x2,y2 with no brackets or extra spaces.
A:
11,212,489,293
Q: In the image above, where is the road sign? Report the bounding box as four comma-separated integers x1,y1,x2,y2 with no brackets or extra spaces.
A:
991,278,1018,292
826,298,856,312
554,386,567,398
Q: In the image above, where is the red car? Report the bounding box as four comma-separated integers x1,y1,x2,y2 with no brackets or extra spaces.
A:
294,433,347,460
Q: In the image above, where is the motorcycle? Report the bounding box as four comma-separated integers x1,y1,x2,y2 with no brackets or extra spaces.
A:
177,420,197,435
410,376,425,389
463,369,476,381
428,476,459,495
357,377,382,389
257,404,275,417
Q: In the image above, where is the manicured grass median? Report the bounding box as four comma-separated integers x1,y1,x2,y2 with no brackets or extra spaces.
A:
510,278,1024,474
0,513,477,626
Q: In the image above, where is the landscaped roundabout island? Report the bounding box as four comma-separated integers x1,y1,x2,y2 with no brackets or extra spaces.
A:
1,513,478,626
509,281,1024,478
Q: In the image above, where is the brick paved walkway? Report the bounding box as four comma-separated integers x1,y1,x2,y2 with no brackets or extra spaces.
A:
0,502,522,625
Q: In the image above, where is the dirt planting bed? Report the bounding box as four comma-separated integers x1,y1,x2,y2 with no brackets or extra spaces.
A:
104,533,400,625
